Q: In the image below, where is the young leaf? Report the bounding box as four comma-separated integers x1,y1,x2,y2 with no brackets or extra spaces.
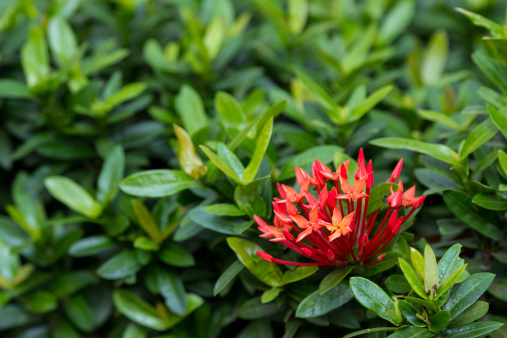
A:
174,85,208,139
174,124,206,180
243,117,273,184
456,8,506,39
398,258,427,299
398,300,427,327
424,245,439,299
21,26,50,90
349,277,398,324
200,145,242,184
44,176,102,218
349,85,393,122
488,106,507,139
280,266,318,286
421,30,448,85
436,264,467,299
132,199,162,244
215,92,247,127
411,247,425,280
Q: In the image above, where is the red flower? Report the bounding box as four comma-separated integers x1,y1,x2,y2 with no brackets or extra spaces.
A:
255,149,426,267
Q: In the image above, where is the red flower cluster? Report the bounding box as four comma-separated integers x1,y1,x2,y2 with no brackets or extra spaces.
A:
255,149,426,267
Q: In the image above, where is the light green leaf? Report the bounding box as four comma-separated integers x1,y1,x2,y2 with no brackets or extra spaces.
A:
280,266,318,286
97,251,142,280
424,245,439,299
349,85,393,123
21,26,50,90
417,110,462,130
399,258,427,299
213,260,244,296
44,176,102,218
319,266,354,294
459,110,497,160
0,80,34,100
174,85,208,139
120,170,200,198
47,16,78,68
349,277,398,324
456,8,506,39
132,199,162,244
97,145,124,204
421,30,448,85
489,106,507,139
215,92,247,127
243,117,273,184
370,138,458,164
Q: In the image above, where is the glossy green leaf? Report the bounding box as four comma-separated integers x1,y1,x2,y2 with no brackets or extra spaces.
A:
399,258,427,299
297,71,338,111
489,106,507,139
343,327,397,338
158,269,188,316
296,283,353,318
120,170,200,198
443,272,495,320
96,251,142,280
385,274,411,294
349,277,398,324
133,237,159,251
370,138,458,164
47,16,78,68
499,150,507,176
68,236,114,257
437,243,463,283
349,85,393,122
227,237,282,287
319,266,354,294
366,183,397,216
204,204,246,216
174,85,208,139
213,260,244,296
448,301,489,327
429,310,450,333
473,51,507,93
261,287,283,303
443,321,504,338
443,191,502,240
237,296,280,319
280,266,318,286
200,145,243,184
288,0,308,35
23,290,58,314
243,117,273,184
473,193,507,211
279,145,344,180
113,289,168,331
398,300,427,327
488,277,507,302
459,113,497,160
417,110,462,130
45,176,102,218
158,245,195,267
215,91,247,126
362,251,404,277
424,245,438,299
436,264,467,300
378,0,415,45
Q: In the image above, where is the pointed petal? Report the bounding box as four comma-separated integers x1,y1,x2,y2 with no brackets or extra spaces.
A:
332,207,342,225
291,215,309,229
296,227,313,242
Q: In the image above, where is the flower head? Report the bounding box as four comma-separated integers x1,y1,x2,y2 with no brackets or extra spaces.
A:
254,149,426,267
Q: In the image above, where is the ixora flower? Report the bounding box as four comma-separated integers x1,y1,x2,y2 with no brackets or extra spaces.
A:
255,149,426,267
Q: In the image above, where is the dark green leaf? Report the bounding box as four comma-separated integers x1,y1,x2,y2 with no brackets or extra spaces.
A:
158,245,195,267
96,251,142,280
349,277,398,324
296,283,353,318
319,266,354,294
370,138,458,164
448,301,489,327
443,321,504,338
213,260,244,296
68,236,114,257
158,270,188,316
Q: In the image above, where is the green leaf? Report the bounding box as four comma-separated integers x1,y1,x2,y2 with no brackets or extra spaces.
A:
21,26,50,90
96,251,142,280
387,326,432,338
133,237,159,251
47,16,78,68
424,245,439,299
429,310,450,333
370,138,458,164
101,83,147,114
238,296,280,319
204,204,246,216
68,236,114,257
437,243,463,283
23,290,58,314
443,321,504,338
411,247,425,280
215,92,247,127
421,30,448,85
174,125,206,180
442,272,495,320
399,258,427,299
436,264,467,300
398,300,427,327
0,80,34,100
472,51,507,93
120,170,200,198
443,191,502,241
296,283,353,318
378,0,415,45
448,301,489,327
288,0,308,35
44,176,102,218
226,237,282,287
213,260,244,296
243,117,273,184
459,113,497,160
297,71,338,111
113,289,168,331
64,295,94,332
174,85,208,139
200,145,243,184
132,199,162,244
366,183,398,216
280,266,318,286
319,266,354,294
158,245,195,267
489,106,507,139
417,110,462,130
158,269,188,316
488,277,507,302
362,251,404,277
473,193,507,211
261,287,283,303
456,8,506,39
385,274,411,294
97,145,125,204
499,150,507,176
349,85,393,122
349,277,398,324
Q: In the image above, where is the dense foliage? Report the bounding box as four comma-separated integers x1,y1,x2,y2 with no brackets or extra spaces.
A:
0,0,506,337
